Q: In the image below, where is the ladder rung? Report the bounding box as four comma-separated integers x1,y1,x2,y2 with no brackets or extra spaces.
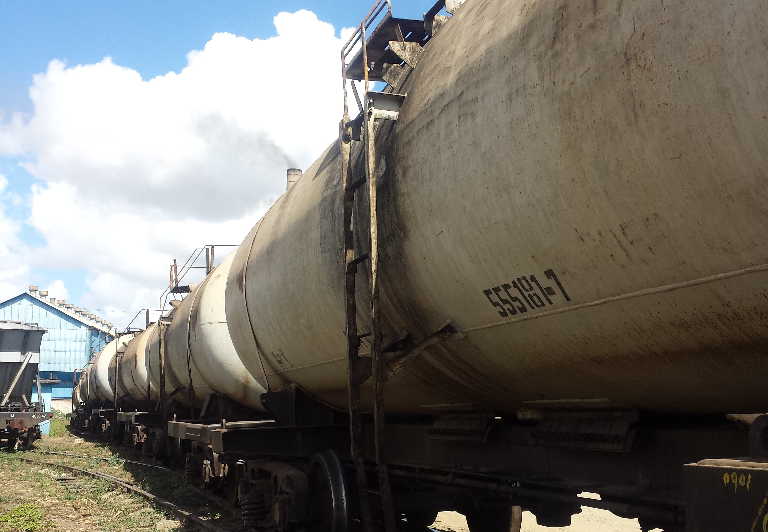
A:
348,114,364,141
349,176,366,191
346,253,370,270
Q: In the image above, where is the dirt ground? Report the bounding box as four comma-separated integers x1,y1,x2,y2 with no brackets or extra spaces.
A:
0,426,233,531
0,450,183,531
432,508,662,532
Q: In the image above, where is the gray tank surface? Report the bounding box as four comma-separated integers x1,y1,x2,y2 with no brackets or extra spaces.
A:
135,256,267,410
112,329,155,405
226,0,768,414
90,335,133,403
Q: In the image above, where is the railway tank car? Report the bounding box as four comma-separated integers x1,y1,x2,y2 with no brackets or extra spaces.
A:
226,0,768,415
73,0,768,531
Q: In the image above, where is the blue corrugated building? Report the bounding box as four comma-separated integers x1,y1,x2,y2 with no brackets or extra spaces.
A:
0,286,114,431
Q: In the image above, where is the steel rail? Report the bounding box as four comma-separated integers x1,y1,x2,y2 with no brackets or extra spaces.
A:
31,449,171,471
33,448,237,519
15,456,226,532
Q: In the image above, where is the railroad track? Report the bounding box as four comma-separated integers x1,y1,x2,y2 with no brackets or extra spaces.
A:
24,449,451,531
15,455,226,532
31,449,171,470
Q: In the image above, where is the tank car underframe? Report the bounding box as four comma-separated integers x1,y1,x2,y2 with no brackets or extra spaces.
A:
101,386,765,532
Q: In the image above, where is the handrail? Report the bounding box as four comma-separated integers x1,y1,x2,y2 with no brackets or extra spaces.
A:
342,0,393,119
425,0,446,21
341,0,392,63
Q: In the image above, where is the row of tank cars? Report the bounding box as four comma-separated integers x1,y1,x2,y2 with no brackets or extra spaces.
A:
72,0,768,530
0,321,51,451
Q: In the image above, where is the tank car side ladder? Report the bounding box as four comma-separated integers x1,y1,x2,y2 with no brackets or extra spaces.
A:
339,2,431,530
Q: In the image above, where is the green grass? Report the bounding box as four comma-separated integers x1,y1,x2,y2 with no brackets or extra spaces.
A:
2,421,236,531
0,504,48,532
46,411,68,438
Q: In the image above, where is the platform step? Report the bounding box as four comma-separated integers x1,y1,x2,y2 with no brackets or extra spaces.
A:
348,92,406,140
345,15,430,82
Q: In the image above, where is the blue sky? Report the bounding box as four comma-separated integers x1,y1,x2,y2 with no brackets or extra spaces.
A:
1,1,439,112
0,0,440,323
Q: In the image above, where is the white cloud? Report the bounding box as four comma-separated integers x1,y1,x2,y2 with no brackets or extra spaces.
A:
0,175,29,302
0,10,349,324
44,279,69,301
3,10,346,220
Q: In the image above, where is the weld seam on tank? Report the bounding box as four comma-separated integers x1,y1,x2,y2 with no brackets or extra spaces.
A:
239,216,275,391
184,275,205,403
260,356,347,377
464,261,768,334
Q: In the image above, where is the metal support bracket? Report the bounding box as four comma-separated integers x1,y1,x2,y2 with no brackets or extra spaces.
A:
386,322,460,376
381,64,407,89
387,41,424,68
368,91,406,117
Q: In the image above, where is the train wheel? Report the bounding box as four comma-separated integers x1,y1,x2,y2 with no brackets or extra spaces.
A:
307,450,349,532
466,505,522,532
10,430,34,452
239,477,270,531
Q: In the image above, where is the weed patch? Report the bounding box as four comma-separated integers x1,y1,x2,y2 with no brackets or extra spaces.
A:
0,503,48,532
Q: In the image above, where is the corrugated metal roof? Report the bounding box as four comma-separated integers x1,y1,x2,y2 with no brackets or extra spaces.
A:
0,321,46,331
0,290,114,335
0,294,114,372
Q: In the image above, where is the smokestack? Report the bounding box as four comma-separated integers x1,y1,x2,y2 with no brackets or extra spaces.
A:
287,168,302,190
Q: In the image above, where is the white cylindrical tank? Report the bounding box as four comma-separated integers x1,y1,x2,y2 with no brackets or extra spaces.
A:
107,333,136,404
90,335,133,403
80,367,91,403
157,255,268,410
73,373,84,405
226,0,768,414
165,294,214,407
144,322,178,401
114,329,156,405
189,255,267,410
145,317,190,406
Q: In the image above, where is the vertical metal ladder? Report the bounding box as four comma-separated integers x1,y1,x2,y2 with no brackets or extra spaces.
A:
339,1,432,530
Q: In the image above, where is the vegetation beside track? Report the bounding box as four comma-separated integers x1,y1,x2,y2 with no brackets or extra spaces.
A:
0,421,236,531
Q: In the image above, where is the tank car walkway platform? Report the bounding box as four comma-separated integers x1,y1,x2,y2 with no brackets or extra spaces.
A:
343,15,430,82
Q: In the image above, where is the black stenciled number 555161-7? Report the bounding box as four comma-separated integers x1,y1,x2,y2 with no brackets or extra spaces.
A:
483,269,570,318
